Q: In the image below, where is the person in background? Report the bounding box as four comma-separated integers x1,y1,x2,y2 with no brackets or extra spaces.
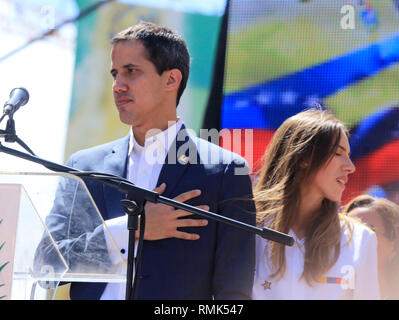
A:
343,194,399,299
381,181,399,206
252,108,380,300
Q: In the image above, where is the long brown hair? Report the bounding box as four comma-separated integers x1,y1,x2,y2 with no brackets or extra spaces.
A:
254,109,350,285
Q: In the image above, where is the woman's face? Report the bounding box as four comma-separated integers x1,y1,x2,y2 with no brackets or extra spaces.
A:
307,129,356,203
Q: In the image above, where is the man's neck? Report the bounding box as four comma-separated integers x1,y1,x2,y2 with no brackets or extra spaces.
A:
132,116,179,146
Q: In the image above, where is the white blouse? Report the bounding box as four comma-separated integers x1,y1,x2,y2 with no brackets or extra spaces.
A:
252,218,380,300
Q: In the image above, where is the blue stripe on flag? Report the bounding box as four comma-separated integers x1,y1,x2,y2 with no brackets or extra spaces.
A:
222,33,399,130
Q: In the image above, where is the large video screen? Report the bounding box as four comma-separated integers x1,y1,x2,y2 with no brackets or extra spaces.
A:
220,0,399,204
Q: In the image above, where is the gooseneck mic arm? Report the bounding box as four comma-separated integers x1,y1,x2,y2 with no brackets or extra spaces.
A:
0,117,35,155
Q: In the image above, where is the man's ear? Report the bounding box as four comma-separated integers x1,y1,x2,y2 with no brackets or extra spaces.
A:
164,68,182,91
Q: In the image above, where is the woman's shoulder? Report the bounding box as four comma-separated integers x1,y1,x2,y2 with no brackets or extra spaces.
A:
339,214,377,249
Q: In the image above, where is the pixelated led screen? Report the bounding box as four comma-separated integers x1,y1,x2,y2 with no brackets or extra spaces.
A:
220,0,399,204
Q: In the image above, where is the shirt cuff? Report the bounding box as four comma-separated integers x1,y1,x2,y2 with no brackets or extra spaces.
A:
103,215,130,264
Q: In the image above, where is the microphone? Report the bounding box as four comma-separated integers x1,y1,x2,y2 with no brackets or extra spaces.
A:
3,87,29,116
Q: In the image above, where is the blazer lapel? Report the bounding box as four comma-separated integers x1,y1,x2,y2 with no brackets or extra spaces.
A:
157,125,198,198
102,135,130,219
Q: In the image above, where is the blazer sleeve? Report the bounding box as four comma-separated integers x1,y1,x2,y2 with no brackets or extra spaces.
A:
212,158,256,300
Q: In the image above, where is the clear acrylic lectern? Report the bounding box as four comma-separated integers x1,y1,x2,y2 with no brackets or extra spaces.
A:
0,172,126,300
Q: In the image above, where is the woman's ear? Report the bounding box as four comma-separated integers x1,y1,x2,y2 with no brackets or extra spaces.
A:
300,161,309,169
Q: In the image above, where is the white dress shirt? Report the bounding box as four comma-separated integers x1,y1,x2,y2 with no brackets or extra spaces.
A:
100,119,183,300
252,217,380,300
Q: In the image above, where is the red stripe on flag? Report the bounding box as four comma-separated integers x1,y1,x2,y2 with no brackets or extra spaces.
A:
219,129,275,173
342,139,399,204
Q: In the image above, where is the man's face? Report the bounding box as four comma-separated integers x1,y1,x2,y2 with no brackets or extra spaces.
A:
110,40,167,127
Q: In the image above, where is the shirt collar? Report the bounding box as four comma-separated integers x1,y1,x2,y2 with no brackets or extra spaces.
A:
128,118,183,157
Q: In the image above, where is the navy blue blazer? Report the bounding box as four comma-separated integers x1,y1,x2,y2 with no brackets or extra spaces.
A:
45,126,255,300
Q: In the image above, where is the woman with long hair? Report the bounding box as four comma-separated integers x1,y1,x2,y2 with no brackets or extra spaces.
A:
343,194,399,300
252,109,380,299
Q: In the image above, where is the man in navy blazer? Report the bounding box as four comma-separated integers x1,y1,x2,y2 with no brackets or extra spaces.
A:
40,22,255,300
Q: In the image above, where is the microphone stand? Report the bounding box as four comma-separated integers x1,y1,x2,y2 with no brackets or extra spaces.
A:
0,137,294,301
0,115,36,155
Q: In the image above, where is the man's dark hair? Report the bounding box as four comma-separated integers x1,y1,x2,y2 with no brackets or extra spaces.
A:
111,21,190,107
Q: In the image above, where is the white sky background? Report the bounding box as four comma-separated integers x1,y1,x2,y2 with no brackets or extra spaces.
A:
0,0,78,172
